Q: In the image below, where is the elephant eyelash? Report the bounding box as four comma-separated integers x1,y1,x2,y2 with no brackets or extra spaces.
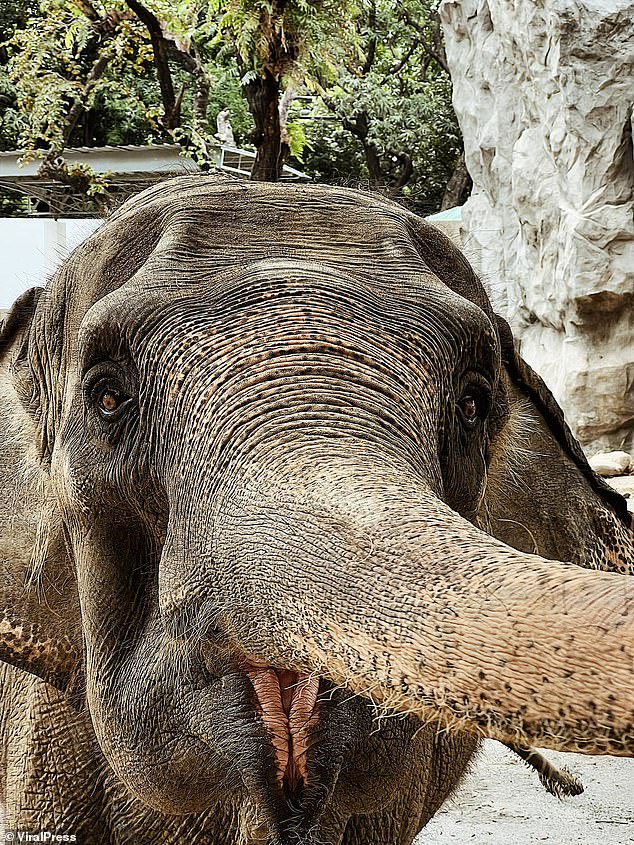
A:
83,365,135,425
456,382,492,430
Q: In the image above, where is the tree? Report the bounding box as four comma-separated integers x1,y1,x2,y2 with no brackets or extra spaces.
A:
307,0,470,212
207,0,354,180
2,0,353,185
0,0,468,207
0,0,40,153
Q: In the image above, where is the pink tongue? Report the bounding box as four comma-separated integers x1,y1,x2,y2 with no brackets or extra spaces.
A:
245,665,320,790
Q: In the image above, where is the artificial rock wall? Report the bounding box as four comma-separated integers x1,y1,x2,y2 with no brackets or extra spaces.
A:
439,0,634,453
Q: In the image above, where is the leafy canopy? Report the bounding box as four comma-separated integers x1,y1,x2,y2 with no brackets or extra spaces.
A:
0,0,466,212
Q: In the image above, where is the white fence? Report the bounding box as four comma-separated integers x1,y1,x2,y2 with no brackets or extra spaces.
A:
0,218,101,309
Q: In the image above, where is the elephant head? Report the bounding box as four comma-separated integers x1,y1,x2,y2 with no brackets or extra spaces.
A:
0,178,632,843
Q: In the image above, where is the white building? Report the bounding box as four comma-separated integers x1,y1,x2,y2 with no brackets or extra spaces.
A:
0,143,308,309
1,218,101,308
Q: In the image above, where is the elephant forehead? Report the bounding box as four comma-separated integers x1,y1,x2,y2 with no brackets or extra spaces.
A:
56,182,498,398
106,177,430,265
74,265,498,417
47,180,493,362
143,205,426,280
61,180,448,318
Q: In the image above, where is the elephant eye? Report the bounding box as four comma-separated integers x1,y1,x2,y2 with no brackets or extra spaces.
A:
91,379,130,418
459,395,478,423
98,389,123,415
457,387,490,428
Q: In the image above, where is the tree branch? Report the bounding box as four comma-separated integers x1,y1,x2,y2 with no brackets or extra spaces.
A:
190,40,210,132
361,0,377,75
63,50,111,145
401,9,449,74
71,0,100,22
123,0,161,37
124,0,197,71
430,11,449,74
166,41,198,75
125,0,178,127
391,151,413,189
441,151,471,209
342,110,369,142
382,40,418,83
124,0,199,129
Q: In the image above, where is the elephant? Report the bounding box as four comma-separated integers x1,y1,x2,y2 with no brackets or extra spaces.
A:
0,177,632,845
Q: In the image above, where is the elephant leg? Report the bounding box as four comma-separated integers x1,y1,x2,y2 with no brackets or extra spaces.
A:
416,733,480,828
104,802,243,845
342,812,423,845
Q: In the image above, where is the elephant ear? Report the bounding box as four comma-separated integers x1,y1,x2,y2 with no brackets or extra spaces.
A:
0,288,82,692
482,316,631,570
413,219,631,569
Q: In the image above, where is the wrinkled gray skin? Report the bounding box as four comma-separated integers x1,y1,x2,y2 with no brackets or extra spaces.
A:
0,179,633,845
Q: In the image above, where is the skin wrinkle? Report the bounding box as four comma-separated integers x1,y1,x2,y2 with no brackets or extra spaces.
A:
0,179,632,844
150,287,461,392
206,461,634,752
141,281,461,491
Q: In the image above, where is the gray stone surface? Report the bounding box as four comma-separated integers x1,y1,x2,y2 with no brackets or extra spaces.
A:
440,0,634,453
589,450,631,476
606,473,634,510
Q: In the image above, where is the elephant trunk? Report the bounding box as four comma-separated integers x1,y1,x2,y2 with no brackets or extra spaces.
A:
161,454,634,757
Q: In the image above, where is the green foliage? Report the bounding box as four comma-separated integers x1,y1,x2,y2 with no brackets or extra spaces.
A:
0,0,39,150
285,120,309,161
0,1,256,151
303,0,464,212
0,186,29,213
0,73,21,151
4,2,157,152
205,0,356,79
298,110,366,184
0,0,39,42
83,78,162,146
0,0,466,212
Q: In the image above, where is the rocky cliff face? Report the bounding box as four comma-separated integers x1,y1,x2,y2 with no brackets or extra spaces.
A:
439,0,634,453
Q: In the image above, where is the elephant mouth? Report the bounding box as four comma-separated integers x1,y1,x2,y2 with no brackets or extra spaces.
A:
243,661,321,795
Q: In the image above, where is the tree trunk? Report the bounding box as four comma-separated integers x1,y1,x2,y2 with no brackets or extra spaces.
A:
362,140,384,185
244,70,284,182
193,71,210,134
278,83,297,167
342,111,384,186
125,0,182,131
441,151,472,210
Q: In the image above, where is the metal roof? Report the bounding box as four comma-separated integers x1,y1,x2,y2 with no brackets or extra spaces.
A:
0,144,197,179
426,206,462,222
0,143,309,217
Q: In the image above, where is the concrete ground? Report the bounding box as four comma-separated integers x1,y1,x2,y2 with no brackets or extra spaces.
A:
416,741,634,844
